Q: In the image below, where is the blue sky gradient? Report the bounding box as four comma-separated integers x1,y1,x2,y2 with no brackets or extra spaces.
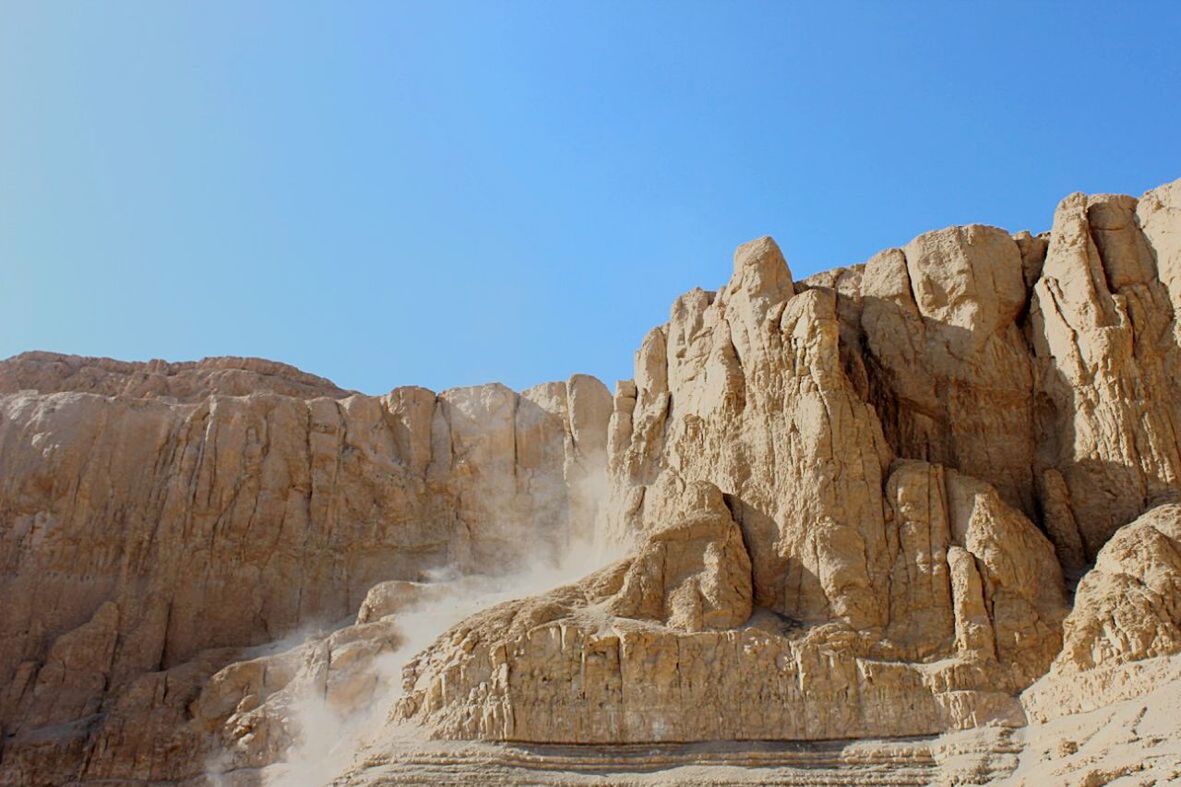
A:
3,2,1179,393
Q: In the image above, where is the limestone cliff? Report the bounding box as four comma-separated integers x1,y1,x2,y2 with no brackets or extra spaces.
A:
4,177,1181,785
0,357,611,784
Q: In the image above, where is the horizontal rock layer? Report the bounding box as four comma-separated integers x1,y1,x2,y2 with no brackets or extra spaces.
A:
4,177,1181,784
400,176,1181,750
0,359,610,784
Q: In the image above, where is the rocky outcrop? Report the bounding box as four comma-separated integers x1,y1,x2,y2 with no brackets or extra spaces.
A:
1057,503,1181,672
605,476,753,632
5,177,1181,785
1013,505,1181,784
1029,189,1181,562
802,182,1181,573
396,177,1181,754
1022,504,1181,726
857,227,1039,525
397,230,1071,743
882,462,1065,679
396,459,1065,743
608,238,894,631
0,351,356,401
0,358,610,784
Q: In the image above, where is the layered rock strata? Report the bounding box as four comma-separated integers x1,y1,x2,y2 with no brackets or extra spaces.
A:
399,177,1181,748
3,177,1181,785
0,357,610,784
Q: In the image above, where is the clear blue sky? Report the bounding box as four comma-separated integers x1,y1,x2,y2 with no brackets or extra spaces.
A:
2,3,1178,394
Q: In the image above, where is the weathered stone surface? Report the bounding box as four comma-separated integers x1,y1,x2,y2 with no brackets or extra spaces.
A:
395,461,1064,743
608,237,894,634
5,177,1181,785
1015,507,1181,783
0,351,354,401
1002,651,1181,787
1029,191,1181,559
859,226,1037,518
882,461,1065,679
0,360,610,784
606,475,753,632
1037,504,1181,685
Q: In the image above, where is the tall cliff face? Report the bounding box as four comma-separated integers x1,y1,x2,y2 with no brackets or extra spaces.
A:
0,356,610,784
3,178,1181,785
397,178,1181,747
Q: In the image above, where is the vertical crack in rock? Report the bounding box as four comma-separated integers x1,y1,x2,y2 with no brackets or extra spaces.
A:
4,178,1181,784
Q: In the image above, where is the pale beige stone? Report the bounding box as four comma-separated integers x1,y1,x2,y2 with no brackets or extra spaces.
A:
859,226,1037,518
5,177,1181,785
1029,190,1181,558
1052,503,1181,675
395,457,1063,744
0,362,609,784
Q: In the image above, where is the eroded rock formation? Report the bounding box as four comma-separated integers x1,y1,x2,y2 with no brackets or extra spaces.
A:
396,464,1063,743
4,177,1181,785
0,358,610,784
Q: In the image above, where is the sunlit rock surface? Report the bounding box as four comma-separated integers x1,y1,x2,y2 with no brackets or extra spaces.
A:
4,177,1181,785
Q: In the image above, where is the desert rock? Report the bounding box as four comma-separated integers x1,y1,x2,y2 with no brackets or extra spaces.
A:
0,358,610,784
5,178,1181,785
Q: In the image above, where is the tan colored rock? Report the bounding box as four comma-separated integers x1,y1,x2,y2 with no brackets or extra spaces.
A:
6,177,1181,785
879,459,1065,675
943,470,1066,681
356,580,452,624
1035,468,1088,577
0,363,609,784
1013,229,1050,290
10,601,120,729
1140,178,1181,335
608,237,894,633
606,475,752,632
1015,503,1181,752
1053,503,1181,675
881,460,955,657
812,182,1181,569
396,462,1063,744
1008,653,1181,787
948,546,995,658
859,226,1037,518
0,351,354,401
1030,190,1181,558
